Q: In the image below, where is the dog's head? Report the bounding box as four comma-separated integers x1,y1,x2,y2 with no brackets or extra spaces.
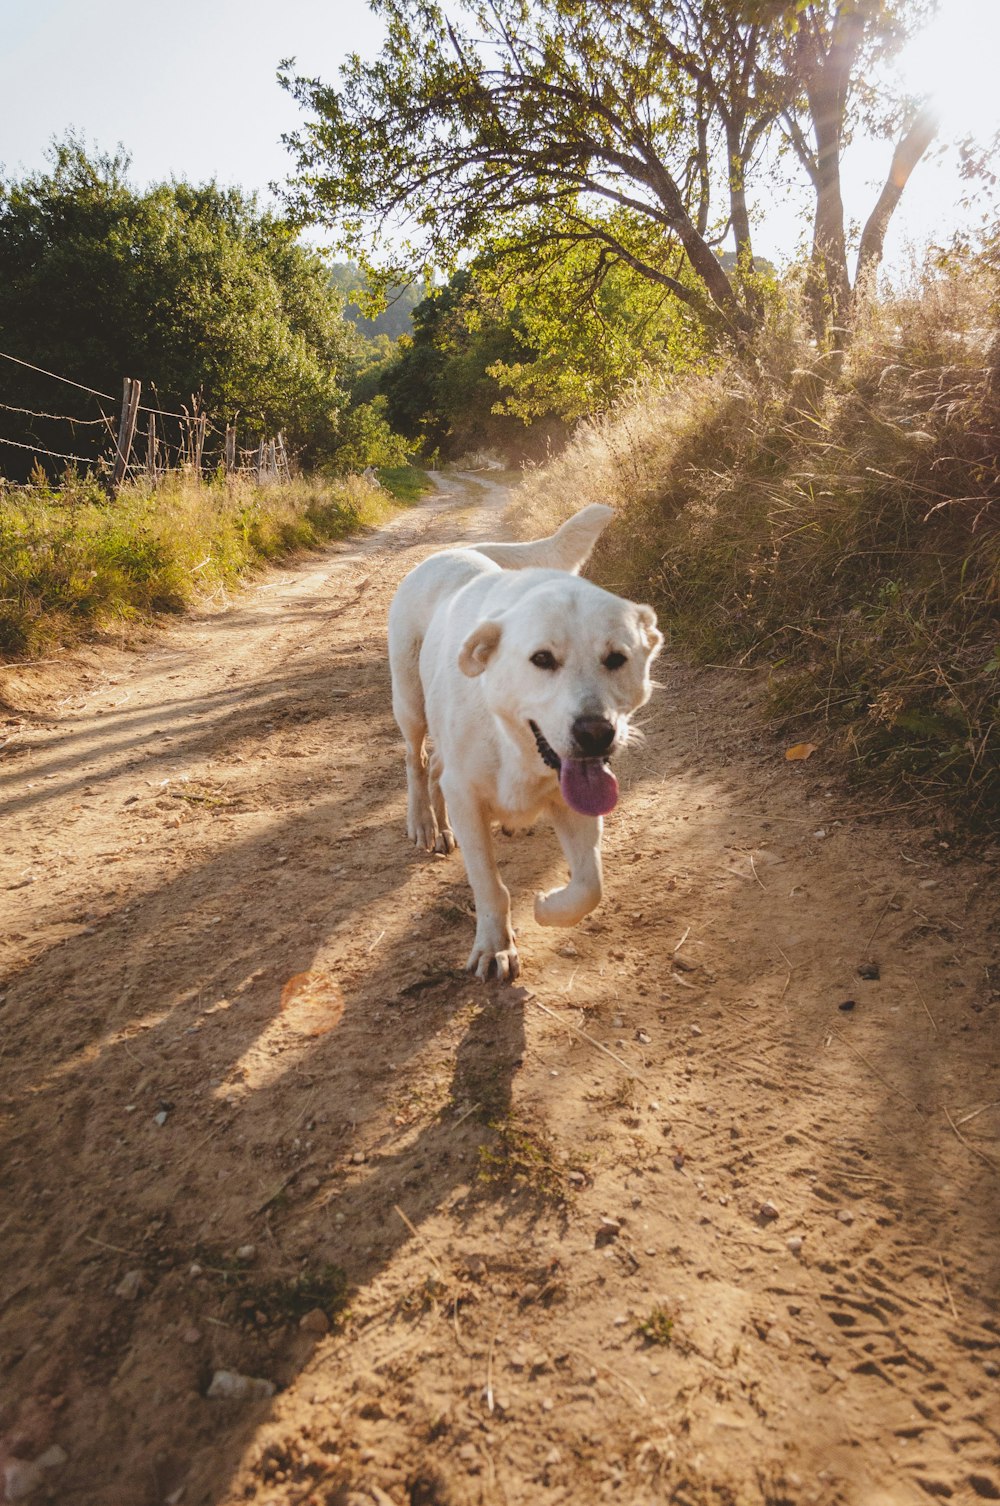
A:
458,574,662,816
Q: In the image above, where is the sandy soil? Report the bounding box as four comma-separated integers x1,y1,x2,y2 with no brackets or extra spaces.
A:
1,474,998,1506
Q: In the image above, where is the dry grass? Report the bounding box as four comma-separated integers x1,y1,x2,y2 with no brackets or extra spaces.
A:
512,255,1000,829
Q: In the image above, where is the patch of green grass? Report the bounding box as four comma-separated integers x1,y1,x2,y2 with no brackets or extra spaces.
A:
377,464,434,502
0,471,396,659
636,1304,676,1346
478,1118,572,1201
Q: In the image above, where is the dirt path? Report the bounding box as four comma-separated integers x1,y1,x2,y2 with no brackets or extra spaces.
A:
1,476,998,1506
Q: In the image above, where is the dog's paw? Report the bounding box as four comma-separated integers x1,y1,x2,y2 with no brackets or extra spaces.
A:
434,827,456,855
466,938,520,983
407,813,439,851
534,882,601,928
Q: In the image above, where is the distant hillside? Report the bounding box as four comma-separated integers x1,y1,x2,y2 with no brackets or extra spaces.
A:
328,262,423,340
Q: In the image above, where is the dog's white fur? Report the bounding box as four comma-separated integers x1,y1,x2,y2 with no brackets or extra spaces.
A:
388,505,662,980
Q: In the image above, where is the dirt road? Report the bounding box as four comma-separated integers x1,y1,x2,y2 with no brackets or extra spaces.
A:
1,475,998,1506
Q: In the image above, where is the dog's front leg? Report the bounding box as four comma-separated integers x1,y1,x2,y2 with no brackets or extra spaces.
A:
535,806,603,928
445,789,519,982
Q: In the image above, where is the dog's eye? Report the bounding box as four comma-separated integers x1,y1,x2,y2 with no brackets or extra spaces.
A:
603,651,628,671
530,650,558,671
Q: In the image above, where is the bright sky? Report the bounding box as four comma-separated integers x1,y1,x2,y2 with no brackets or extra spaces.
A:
1,0,385,204
2,0,998,276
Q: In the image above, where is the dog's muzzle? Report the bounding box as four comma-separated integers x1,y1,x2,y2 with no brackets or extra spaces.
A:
529,719,619,817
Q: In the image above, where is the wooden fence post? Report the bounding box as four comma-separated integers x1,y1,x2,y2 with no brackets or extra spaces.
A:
111,377,141,494
224,424,237,476
276,431,290,483
256,439,266,484
193,413,207,476
146,411,158,481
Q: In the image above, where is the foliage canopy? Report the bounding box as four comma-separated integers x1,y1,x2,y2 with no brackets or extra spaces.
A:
282,0,938,345
0,138,358,478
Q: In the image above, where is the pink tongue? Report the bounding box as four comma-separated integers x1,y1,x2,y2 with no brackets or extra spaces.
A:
560,758,619,817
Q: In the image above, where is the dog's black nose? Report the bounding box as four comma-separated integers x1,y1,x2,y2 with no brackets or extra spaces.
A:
572,715,616,757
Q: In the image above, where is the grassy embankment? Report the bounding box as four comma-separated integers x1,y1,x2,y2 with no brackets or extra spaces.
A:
0,465,433,658
512,260,1000,829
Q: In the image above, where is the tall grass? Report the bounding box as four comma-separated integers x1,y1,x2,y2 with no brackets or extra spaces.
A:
512,255,1000,829
0,470,405,658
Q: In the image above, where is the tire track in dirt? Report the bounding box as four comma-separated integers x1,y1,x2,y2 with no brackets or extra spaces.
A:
0,476,997,1506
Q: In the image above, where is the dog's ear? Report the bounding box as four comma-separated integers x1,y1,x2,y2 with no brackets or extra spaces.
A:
635,604,664,658
459,620,502,677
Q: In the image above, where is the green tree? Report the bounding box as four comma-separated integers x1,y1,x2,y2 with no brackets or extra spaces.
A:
281,0,938,347
0,137,358,478
328,261,424,339
474,217,716,422
380,271,565,459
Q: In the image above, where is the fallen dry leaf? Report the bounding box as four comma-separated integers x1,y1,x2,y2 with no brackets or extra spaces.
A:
784,742,818,761
279,971,345,1036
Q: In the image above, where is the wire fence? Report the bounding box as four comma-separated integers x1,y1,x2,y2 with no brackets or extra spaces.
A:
0,347,293,494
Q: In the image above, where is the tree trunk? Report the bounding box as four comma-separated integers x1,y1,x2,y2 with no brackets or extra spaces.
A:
855,105,939,291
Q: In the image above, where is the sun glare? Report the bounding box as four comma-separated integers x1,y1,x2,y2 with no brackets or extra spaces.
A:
896,0,1000,142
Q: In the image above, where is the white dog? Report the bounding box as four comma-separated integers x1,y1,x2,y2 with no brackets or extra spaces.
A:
388,504,662,980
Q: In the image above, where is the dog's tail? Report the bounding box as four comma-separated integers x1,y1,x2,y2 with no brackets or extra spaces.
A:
472,503,613,574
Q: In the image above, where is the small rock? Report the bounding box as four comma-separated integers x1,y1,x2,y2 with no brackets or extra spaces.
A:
235,1244,256,1262
351,1150,366,1164
188,1262,203,1277
838,999,856,1012
611,1015,625,1029
544,1446,562,1466
857,961,880,981
690,1024,703,1037
759,1200,780,1221
595,1216,622,1247
299,1308,330,1335
153,1109,169,1127
3,1459,44,1501
636,1029,651,1044
612,1314,627,1327
837,1209,855,1225
786,1236,804,1255
556,942,579,958
35,1446,67,1473
115,1269,144,1300
813,828,827,839
983,1360,999,1378
181,1326,201,1344
206,1369,275,1401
